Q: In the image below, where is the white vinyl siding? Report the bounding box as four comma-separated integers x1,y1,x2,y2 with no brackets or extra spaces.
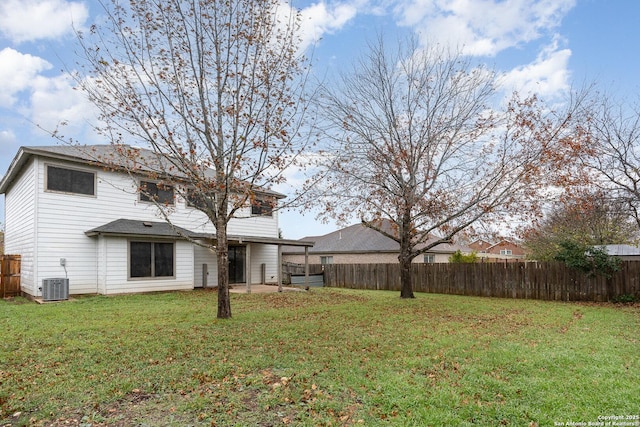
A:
98,238,193,294
193,244,217,288
3,158,37,295
249,244,279,284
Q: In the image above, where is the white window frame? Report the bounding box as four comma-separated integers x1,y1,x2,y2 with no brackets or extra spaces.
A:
45,163,96,197
320,256,334,265
128,240,176,280
139,180,175,205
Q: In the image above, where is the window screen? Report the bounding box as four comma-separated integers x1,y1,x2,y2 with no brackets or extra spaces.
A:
140,181,174,205
130,241,174,278
251,198,273,216
46,165,95,195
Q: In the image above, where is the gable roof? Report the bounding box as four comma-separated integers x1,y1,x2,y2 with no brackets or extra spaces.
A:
282,222,469,255
0,144,285,198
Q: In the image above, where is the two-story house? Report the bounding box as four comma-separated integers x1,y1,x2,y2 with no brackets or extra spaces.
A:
468,239,526,261
0,144,311,299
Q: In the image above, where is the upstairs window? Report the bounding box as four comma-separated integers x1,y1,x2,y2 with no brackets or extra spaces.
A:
140,181,174,205
251,198,274,217
46,165,95,196
500,249,513,255
186,189,214,211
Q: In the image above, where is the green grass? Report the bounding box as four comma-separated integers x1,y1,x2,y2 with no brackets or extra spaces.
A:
1,288,638,426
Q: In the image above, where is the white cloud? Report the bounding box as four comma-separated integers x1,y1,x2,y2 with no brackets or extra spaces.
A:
500,40,572,99
0,48,52,107
0,0,89,43
29,73,98,136
394,0,576,57
298,2,360,49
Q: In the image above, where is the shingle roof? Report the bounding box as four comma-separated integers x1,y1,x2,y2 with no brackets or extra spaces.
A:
85,219,201,238
0,144,285,198
85,218,315,247
282,222,468,255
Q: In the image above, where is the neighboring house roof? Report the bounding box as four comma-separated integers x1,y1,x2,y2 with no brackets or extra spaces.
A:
468,239,493,252
602,244,640,257
0,144,285,198
469,238,525,255
85,218,314,247
282,222,468,255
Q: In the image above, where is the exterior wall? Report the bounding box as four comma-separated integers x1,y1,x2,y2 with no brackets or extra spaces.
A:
3,154,280,297
249,243,279,284
100,238,194,294
193,244,217,288
486,241,526,257
3,158,37,295
468,240,492,252
227,209,279,238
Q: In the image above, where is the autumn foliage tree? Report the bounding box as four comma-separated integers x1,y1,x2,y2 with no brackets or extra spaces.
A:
523,192,639,261
72,0,313,318
314,36,587,298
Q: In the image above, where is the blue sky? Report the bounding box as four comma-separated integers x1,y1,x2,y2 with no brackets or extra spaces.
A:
1,0,639,239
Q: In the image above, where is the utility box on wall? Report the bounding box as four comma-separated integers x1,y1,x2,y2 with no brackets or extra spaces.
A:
42,278,69,301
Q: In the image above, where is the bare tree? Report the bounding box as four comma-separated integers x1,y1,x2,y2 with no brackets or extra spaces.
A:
522,191,639,261
71,0,313,318
582,95,640,229
313,36,586,298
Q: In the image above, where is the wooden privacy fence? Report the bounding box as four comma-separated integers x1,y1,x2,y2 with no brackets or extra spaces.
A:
322,261,640,302
1,254,21,298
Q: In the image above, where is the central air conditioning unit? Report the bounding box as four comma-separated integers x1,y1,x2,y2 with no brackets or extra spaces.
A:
42,278,69,301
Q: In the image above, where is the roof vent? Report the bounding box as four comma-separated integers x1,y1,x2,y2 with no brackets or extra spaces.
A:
143,221,153,227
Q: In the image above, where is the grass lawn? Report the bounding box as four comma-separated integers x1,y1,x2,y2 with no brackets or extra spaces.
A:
1,288,638,426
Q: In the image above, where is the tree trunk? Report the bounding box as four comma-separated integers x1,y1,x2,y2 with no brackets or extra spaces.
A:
398,210,415,298
399,254,415,298
216,217,232,319
398,216,415,299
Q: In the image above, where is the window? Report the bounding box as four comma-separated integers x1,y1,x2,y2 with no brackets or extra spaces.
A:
186,189,213,211
320,256,333,265
251,198,273,216
140,181,174,205
424,254,435,263
500,249,513,255
130,241,174,278
46,165,95,196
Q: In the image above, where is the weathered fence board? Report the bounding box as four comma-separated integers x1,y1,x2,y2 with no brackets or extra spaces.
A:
322,261,640,302
1,254,21,298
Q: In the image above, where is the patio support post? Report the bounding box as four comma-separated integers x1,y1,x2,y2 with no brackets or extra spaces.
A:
277,244,283,292
245,243,251,294
305,246,309,288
